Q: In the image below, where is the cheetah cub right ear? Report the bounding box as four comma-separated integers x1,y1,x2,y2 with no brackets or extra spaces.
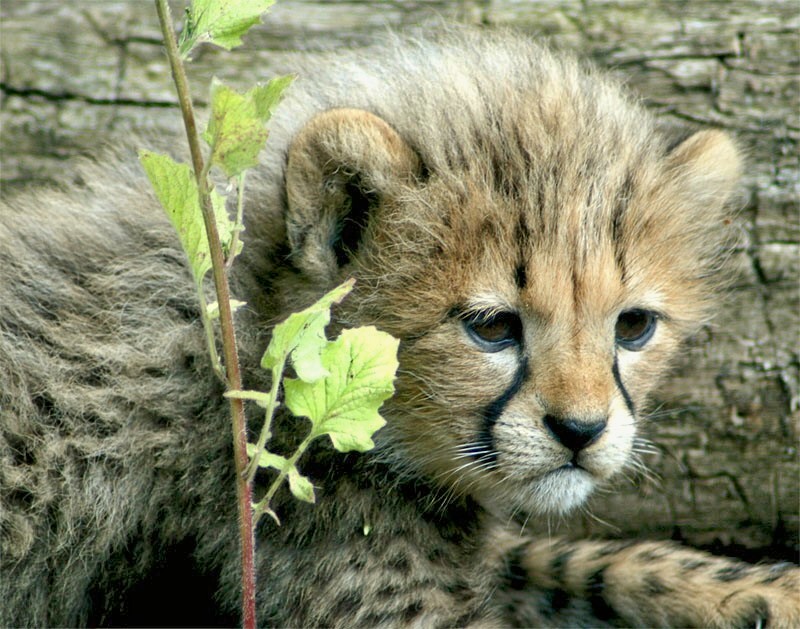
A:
285,108,422,282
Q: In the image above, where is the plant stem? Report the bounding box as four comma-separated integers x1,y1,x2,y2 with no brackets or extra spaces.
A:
253,432,315,524
196,285,226,381
154,1,257,627
246,360,284,483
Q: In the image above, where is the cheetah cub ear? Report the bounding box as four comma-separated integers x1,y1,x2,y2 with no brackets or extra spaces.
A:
285,108,421,281
666,129,743,207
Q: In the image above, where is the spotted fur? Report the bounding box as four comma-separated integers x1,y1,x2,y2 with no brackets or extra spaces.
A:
1,29,797,627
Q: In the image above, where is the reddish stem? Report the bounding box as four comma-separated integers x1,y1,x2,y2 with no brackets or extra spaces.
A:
154,2,257,627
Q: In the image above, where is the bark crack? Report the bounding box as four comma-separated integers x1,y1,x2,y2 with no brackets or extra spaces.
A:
0,83,178,109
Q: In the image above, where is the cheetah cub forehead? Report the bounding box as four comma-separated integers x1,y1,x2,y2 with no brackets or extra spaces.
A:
280,35,742,517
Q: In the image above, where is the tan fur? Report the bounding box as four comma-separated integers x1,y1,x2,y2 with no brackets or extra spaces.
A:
1,29,797,627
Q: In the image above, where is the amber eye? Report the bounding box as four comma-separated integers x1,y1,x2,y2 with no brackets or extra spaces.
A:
615,309,657,351
464,311,522,352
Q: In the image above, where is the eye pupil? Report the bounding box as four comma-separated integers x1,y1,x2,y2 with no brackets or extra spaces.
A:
472,319,510,342
463,312,522,351
615,309,657,350
616,311,647,339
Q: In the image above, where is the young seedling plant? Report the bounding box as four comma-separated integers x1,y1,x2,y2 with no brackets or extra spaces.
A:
143,1,399,626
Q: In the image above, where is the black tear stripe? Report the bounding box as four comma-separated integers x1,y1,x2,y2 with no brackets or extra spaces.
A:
612,353,635,417
476,358,529,464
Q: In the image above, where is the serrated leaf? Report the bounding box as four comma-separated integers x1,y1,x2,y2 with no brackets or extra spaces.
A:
203,79,268,177
283,326,398,452
248,75,294,121
202,77,292,178
287,468,315,503
179,0,275,57
261,279,355,382
226,389,276,409
139,150,233,284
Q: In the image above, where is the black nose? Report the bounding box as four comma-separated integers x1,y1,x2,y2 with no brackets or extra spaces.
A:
543,415,607,453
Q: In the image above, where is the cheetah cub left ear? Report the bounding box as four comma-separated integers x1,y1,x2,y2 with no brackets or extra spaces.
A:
285,108,422,281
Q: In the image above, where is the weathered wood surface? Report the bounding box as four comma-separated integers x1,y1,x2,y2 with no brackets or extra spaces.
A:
1,1,797,558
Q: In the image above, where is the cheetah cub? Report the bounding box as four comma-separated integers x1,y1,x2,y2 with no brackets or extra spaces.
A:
1,29,798,628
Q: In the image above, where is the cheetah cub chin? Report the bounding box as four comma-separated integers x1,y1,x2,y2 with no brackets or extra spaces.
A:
1,28,798,629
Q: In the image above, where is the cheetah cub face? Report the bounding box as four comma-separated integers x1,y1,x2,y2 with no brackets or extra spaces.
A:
285,93,740,517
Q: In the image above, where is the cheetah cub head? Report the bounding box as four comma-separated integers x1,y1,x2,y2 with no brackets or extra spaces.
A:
281,85,741,517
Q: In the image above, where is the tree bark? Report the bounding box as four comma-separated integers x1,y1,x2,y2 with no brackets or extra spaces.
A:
1,0,797,559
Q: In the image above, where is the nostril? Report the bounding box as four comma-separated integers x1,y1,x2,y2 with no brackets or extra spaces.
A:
543,415,607,453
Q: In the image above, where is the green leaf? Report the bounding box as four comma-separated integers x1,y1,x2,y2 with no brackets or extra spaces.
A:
283,326,399,452
244,444,314,502
261,279,355,382
207,299,247,319
203,79,267,178
287,468,315,503
202,77,293,178
249,75,294,121
139,150,232,284
262,506,281,525
179,0,275,57
246,443,287,469
226,389,276,409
